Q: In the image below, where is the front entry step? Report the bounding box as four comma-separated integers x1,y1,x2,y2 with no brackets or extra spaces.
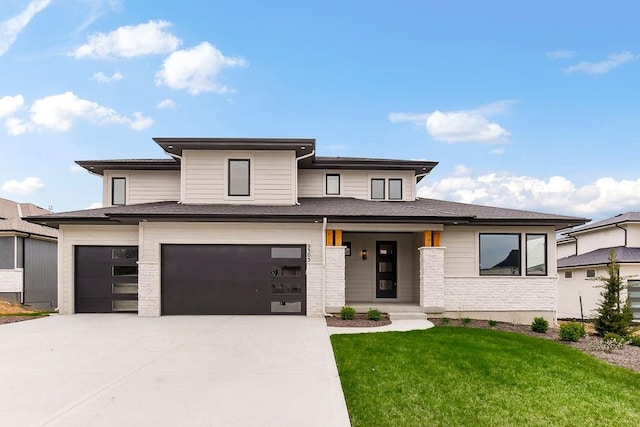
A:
388,312,430,321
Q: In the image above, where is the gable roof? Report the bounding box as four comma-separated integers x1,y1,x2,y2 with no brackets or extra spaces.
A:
564,211,640,235
557,246,640,268
25,197,587,230
0,197,58,238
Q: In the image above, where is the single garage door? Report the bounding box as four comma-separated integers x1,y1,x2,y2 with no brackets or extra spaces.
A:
75,246,139,313
161,244,306,315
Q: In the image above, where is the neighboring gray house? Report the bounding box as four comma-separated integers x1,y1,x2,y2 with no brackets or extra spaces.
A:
557,212,640,321
0,198,58,309
26,137,587,323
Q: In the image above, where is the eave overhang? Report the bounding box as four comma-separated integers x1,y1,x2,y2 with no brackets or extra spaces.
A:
153,137,316,158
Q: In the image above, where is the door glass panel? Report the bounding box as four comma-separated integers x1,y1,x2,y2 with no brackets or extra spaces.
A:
271,301,302,313
113,265,138,276
271,247,302,259
379,280,393,290
378,262,394,273
112,248,138,259
379,245,393,255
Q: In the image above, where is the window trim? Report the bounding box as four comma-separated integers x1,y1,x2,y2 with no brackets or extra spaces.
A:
525,233,547,276
325,174,341,195
479,233,522,277
228,159,251,197
388,178,403,200
111,177,126,206
586,269,596,278
371,178,386,200
564,271,573,279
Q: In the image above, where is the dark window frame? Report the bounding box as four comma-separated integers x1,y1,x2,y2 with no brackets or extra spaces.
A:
525,234,547,276
586,269,596,278
325,174,341,195
479,233,522,276
228,159,251,196
371,178,385,200
388,178,403,200
564,271,573,279
111,177,126,205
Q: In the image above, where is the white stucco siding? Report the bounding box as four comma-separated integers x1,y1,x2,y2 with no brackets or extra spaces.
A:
182,150,295,205
557,240,576,259
58,225,139,315
0,270,22,293
574,227,625,255
557,264,640,319
297,169,415,201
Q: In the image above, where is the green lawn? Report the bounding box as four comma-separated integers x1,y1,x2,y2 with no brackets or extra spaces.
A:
331,327,640,427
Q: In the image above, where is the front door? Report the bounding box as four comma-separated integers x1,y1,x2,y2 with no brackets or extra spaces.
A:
376,241,397,298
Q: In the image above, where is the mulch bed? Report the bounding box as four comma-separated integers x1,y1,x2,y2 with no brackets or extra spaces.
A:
0,316,47,325
326,313,391,328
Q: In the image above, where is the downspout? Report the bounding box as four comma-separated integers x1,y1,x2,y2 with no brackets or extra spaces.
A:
570,234,578,256
615,223,628,247
321,216,331,317
294,149,315,205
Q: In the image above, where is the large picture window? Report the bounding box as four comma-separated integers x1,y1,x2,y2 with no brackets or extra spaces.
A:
228,159,250,196
526,234,547,276
112,177,126,205
479,234,521,276
326,174,340,195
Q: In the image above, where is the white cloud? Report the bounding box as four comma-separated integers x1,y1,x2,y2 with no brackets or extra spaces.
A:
155,42,248,95
491,147,505,155
1,176,44,194
129,112,153,130
0,0,51,56
418,166,640,218
390,100,513,144
0,94,24,117
4,92,153,134
564,51,638,74
155,98,176,109
546,50,577,59
388,112,429,126
86,202,103,209
91,71,124,83
71,20,182,59
5,117,28,135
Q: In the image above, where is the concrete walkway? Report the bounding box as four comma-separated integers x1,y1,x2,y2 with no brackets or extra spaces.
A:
327,318,435,335
0,315,350,427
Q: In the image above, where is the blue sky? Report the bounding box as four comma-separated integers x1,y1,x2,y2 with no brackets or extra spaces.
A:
1,0,640,221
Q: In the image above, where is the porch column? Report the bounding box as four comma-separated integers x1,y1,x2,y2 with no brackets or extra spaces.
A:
419,246,445,312
324,246,346,310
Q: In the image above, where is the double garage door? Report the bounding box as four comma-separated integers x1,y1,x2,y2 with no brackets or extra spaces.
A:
75,244,306,315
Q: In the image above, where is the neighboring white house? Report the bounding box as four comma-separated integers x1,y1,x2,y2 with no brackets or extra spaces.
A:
557,212,640,321
0,198,58,309
26,138,587,323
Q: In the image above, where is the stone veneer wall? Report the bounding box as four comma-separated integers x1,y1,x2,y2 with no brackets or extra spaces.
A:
324,246,346,311
419,247,445,311
137,262,160,316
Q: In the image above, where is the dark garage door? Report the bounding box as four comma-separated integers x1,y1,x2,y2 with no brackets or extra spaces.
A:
161,244,306,315
75,246,139,313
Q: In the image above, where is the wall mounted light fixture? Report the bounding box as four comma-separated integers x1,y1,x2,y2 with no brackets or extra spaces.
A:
361,249,368,260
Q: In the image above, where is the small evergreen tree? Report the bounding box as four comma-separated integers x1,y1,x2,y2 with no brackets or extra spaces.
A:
593,250,633,337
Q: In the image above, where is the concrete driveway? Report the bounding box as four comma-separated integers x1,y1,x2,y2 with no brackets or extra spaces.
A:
0,315,350,427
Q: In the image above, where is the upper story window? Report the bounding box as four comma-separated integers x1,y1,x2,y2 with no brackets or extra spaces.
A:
112,177,126,205
479,233,521,276
389,179,402,200
526,234,547,276
371,179,385,200
228,159,250,196
586,269,596,278
326,174,340,195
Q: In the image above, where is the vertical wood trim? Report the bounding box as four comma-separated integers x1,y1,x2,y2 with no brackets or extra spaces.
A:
334,230,342,246
423,231,432,247
433,231,441,247
326,230,334,246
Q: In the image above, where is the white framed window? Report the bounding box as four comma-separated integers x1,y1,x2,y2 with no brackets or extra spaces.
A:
371,179,385,200
564,271,573,279
525,234,547,276
479,233,521,276
388,179,402,200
